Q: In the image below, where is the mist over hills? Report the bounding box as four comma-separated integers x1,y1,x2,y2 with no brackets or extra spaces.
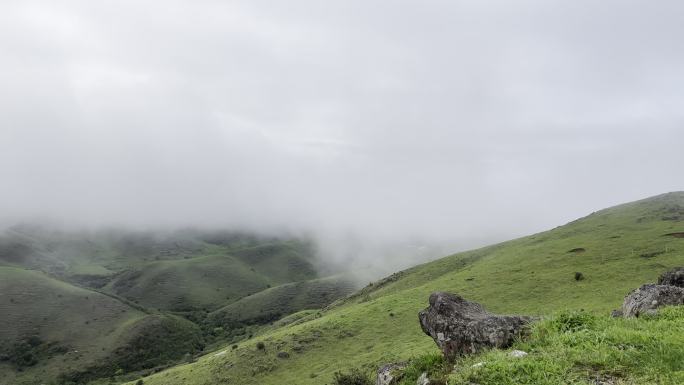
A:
0,227,358,384
2,1,684,384
2,0,684,283
122,191,684,385
1,192,683,384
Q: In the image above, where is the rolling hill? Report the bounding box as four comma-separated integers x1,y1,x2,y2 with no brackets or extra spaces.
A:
103,242,319,313
0,267,203,385
207,275,357,327
0,229,355,384
127,192,684,385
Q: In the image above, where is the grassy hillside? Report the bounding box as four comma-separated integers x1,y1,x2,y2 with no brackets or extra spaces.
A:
207,276,357,327
0,267,203,385
381,307,684,385
0,228,323,314
104,245,316,313
445,307,684,384
229,243,319,284
0,227,209,277
0,229,354,384
0,225,351,385
129,192,684,385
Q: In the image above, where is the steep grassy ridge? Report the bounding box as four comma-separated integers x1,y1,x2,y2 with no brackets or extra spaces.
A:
130,192,684,385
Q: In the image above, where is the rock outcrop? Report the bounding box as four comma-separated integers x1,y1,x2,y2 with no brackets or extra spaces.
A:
418,292,533,361
621,284,684,317
658,267,684,288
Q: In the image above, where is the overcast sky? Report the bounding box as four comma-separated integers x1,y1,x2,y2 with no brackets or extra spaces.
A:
1,1,683,271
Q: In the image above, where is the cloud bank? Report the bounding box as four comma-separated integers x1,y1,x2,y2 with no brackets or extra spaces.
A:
1,0,683,272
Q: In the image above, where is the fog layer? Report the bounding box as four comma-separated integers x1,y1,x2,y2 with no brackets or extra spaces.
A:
1,1,683,273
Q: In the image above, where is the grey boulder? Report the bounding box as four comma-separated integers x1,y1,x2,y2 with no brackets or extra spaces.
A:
622,284,684,317
418,292,533,361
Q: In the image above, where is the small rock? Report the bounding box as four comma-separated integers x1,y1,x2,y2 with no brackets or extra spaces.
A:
416,372,429,385
471,362,485,368
276,351,290,359
376,362,407,385
610,309,623,318
509,350,528,358
590,373,618,385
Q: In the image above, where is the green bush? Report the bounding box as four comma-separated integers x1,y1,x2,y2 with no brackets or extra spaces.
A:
398,353,445,385
550,310,595,332
331,368,372,385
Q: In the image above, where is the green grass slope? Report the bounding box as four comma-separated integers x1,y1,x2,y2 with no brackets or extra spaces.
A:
0,267,203,385
0,228,327,317
229,242,319,284
105,253,274,312
104,242,319,313
0,228,303,286
445,307,684,385
130,192,684,385
0,227,209,277
0,229,354,384
384,307,684,385
207,276,357,327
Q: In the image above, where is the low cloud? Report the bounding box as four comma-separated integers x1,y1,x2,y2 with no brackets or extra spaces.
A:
1,0,683,274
